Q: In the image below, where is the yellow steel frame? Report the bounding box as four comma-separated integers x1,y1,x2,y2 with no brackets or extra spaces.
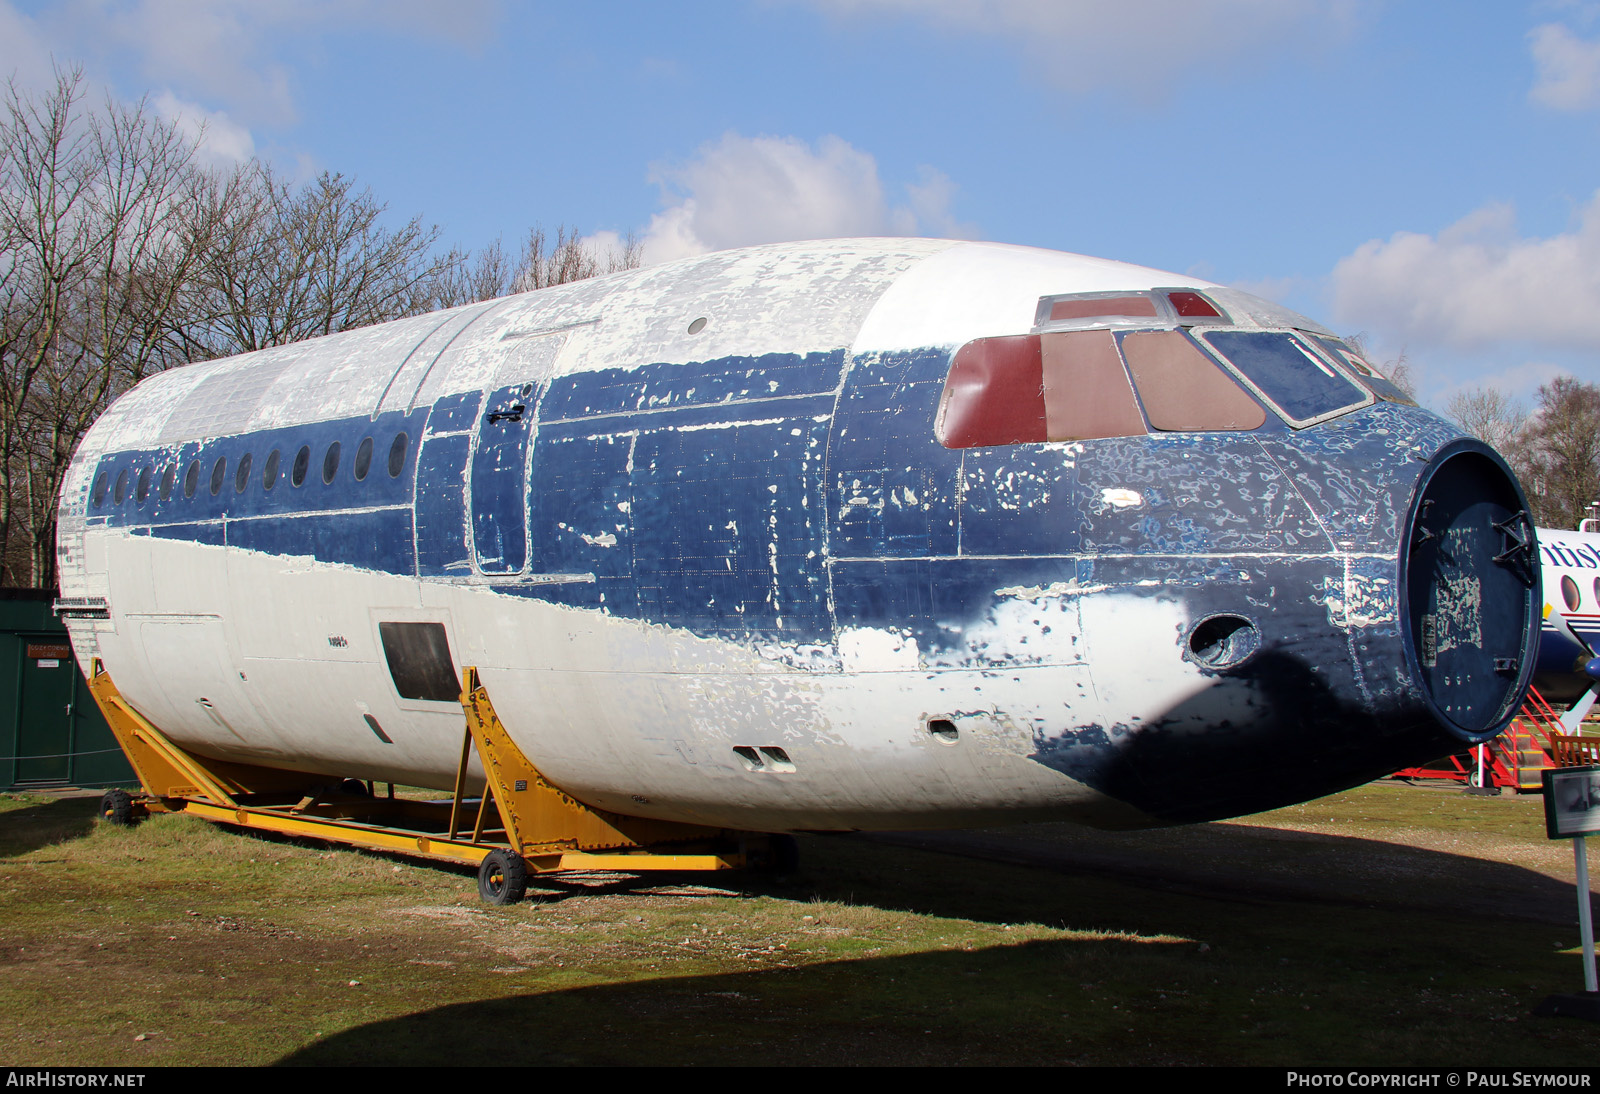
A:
85,659,750,875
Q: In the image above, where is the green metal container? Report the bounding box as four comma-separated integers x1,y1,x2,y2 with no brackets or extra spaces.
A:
0,590,134,790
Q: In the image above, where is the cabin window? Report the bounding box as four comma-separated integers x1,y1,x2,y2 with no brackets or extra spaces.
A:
353,437,373,481
209,456,227,497
1119,331,1267,432
92,472,108,508
114,469,128,504
1563,574,1582,613
158,466,174,501
1593,576,1600,607
235,453,253,493
292,445,310,487
388,432,408,478
135,467,151,503
184,460,200,499
322,441,341,485
262,449,280,491
1200,331,1371,425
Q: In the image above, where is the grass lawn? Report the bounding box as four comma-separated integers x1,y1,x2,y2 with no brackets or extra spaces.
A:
0,782,1594,1066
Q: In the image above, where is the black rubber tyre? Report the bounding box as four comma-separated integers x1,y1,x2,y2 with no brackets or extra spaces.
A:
478,849,528,905
338,778,373,798
100,788,134,827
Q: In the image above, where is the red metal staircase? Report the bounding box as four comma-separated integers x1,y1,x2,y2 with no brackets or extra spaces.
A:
1389,686,1578,790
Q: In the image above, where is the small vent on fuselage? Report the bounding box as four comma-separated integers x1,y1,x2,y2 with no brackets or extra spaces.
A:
732,746,797,773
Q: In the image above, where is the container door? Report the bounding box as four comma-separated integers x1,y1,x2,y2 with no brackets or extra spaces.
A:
14,639,74,785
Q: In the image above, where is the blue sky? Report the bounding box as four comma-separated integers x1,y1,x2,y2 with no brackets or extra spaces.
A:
7,1,1600,410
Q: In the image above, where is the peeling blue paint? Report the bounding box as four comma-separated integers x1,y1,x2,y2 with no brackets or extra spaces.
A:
81,346,1538,825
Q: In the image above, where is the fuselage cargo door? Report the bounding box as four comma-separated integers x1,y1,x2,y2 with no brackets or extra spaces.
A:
470,382,536,574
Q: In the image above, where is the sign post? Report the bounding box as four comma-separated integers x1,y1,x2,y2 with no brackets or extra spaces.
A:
1535,764,1600,1021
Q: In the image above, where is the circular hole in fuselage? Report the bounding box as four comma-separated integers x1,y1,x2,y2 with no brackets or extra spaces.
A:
1187,614,1259,669
927,718,959,743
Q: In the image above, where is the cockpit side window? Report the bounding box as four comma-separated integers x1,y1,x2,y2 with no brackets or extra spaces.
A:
937,332,1150,448
1040,330,1147,442
1119,331,1267,432
936,326,1267,448
1199,331,1373,426
1309,335,1417,407
937,335,1048,448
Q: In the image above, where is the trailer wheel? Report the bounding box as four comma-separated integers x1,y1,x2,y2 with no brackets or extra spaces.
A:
100,788,134,827
478,850,528,905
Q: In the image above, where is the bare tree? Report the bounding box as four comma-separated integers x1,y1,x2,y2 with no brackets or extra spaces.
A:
170,166,451,360
1520,377,1600,530
1385,351,1418,402
0,68,211,585
511,224,639,292
1444,385,1528,460
0,72,644,588
424,224,642,309
427,236,513,309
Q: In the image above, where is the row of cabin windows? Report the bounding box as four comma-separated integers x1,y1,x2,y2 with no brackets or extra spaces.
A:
1559,574,1600,614
90,432,410,509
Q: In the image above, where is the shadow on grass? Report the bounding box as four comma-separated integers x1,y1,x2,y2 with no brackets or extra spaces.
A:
714,824,1583,937
276,827,1595,1068
278,938,1201,1067
0,796,99,857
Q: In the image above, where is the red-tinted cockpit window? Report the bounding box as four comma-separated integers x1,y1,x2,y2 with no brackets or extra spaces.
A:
1041,330,1147,442
938,327,1269,448
1166,291,1222,318
1120,331,1267,432
938,332,1153,448
937,335,1047,448
1048,295,1158,323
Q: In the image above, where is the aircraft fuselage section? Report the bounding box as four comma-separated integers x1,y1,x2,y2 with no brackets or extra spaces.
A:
56,240,1539,830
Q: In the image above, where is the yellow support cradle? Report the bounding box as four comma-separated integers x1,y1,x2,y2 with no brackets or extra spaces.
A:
84,659,770,902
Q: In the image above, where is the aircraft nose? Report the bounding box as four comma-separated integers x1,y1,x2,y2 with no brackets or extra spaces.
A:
1401,440,1539,742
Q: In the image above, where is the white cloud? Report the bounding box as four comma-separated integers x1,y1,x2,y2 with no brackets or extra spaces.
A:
901,165,978,240
3,0,499,126
1330,193,1600,351
151,91,255,167
1431,359,1565,409
1529,22,1600,110
639,133,972,264
807,0,1360,101
0,4,60,91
